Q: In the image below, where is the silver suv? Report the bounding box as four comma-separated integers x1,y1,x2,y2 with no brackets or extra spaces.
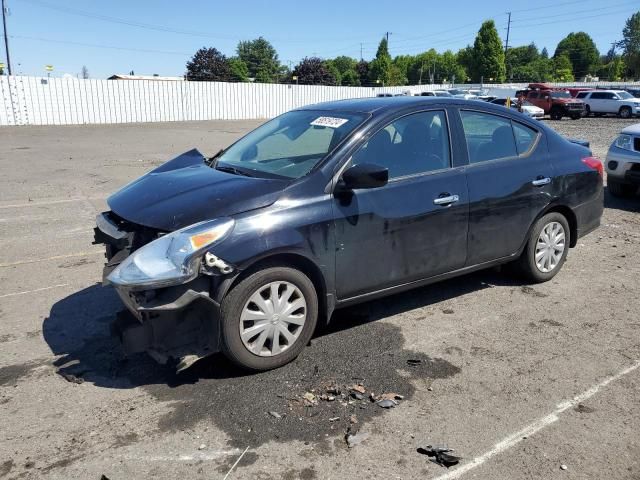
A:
576,90,640,118
606,123,640,197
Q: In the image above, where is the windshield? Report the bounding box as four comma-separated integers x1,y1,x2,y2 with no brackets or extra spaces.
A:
214,110,367,179
550,91,571,99
617,91,633,99
434,91,452,97
520,100,534,107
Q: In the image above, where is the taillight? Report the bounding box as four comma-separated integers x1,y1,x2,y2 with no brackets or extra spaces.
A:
582,156,603,177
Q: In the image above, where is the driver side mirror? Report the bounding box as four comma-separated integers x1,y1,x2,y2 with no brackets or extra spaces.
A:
337,163,388,191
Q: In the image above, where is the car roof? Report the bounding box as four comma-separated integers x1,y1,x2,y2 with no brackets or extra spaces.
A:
621,123,640,136
296,96,475,114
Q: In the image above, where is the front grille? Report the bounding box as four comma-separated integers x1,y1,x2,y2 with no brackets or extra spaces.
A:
567,103,583,110
630,163,640,172
634,137,640,152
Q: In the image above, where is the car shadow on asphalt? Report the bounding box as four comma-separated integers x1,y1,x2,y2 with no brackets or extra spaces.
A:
603,186,640,213
43,268,525,390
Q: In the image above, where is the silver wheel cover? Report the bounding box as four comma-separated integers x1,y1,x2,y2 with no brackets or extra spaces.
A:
535,221,566,273
239,281,307,357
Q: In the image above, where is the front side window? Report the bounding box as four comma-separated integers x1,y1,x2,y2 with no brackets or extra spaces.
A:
215,110,366,179
576,92,589,98
461,111,538,163
351,111,451,179
591,92,606,99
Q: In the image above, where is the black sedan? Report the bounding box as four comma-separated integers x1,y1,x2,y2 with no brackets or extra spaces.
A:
94,97,604,371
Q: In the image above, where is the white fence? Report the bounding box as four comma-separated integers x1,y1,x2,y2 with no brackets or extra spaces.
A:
1,76,639,126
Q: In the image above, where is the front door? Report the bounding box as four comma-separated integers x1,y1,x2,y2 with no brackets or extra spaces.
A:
333,110,469,300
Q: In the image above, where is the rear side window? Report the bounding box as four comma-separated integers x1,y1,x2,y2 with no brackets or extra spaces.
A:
512,122,537,155
576,92,589,98
590,92,606,99
460,111,538,163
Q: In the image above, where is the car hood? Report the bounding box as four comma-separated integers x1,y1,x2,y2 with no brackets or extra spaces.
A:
107,149,289,231
621,123,640,136
522,105,544,113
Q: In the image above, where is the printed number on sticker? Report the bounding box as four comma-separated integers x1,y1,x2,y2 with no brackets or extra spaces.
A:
310,116,349,128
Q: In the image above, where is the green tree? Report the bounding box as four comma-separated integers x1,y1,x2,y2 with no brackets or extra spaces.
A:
355,60,370,85
438,50,466,84
470,20,506,82
407,49,438,84
292,57,337,85
323,60,341,85
552,54,574,82
553,32,599,79
186,47,233,81
541,47,549,59
331,56,357,75
0,65,4,75
369,37,392,85
456,46,474,79
237,37,280,83
340,70,361,86
506,43,539,79
228,57,249,82
619,11,640,79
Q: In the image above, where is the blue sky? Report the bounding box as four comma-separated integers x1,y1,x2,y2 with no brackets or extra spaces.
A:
4,0,638,78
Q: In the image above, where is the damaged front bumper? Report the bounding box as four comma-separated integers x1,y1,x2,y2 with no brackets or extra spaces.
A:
94,212,231,370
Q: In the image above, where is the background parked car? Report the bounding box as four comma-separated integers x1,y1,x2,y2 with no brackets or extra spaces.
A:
419,90,453,97
606,123,640,197
489,97,545,119
576,90,640,118
518,83,585,120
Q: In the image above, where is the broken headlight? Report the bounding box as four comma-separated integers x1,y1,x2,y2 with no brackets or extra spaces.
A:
106,218,234,289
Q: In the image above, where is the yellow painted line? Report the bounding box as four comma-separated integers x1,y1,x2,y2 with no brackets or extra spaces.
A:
0,250,103,268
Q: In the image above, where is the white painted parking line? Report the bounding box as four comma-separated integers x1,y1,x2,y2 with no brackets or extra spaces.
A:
0,250,103,268
0,196,105,209
433,360,640,480
0,284,69,299
119,450,241,462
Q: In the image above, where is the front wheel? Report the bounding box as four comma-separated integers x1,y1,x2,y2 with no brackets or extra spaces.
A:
220,266,318,371
550,107,563,120
516,212,570,283
570,114,581,120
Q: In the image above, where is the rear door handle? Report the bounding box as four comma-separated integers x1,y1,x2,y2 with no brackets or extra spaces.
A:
532,177,551,186
433,194,460,206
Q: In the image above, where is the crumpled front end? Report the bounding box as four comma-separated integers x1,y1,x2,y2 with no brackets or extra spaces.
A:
93,211,231,370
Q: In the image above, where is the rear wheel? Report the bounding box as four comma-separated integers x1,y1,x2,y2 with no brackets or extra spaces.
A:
516,212,570,283
550,106,563,120
585,105,591,116
220,266,318,371
619,106,632,119
608,179,636,197
570,114,581,120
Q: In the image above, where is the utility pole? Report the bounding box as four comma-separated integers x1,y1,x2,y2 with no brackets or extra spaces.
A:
504,11,512,56
2,0,11,75
360,43,363,61
385,31,392,47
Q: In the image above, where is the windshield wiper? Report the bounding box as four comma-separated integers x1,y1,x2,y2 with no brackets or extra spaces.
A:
215,164,254,177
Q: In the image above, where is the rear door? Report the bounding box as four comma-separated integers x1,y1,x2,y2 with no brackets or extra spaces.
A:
457,109,553,265
333,109,469,300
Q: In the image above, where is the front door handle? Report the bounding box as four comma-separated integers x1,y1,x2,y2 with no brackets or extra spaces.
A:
433,194,460,206
532,177,551,186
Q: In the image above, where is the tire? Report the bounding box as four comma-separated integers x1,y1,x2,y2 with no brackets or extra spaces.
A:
619,106,632,119
516,212,570,283
608,179,636,197
550,106,563,120
570,114,581,120
585,105,591,116
220,266,318,371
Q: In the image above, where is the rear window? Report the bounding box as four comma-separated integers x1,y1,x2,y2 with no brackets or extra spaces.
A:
460,111,538,164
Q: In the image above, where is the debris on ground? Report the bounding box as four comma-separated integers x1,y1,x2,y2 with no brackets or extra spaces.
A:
58,372,84,384
417,445,461,468
560,464,568,470
346,431,370,448
407,359,422,367
377,399,397,409
351,384,366,394
380,392,403,401
350,391,364,400
349,414,358,424
198,443,206,450
329,417,340,422
442,309,455,314
268,411,282,419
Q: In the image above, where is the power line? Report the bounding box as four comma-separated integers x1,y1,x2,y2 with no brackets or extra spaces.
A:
10,35,192,56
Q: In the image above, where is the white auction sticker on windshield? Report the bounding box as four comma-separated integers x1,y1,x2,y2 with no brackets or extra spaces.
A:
310,116,349,128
